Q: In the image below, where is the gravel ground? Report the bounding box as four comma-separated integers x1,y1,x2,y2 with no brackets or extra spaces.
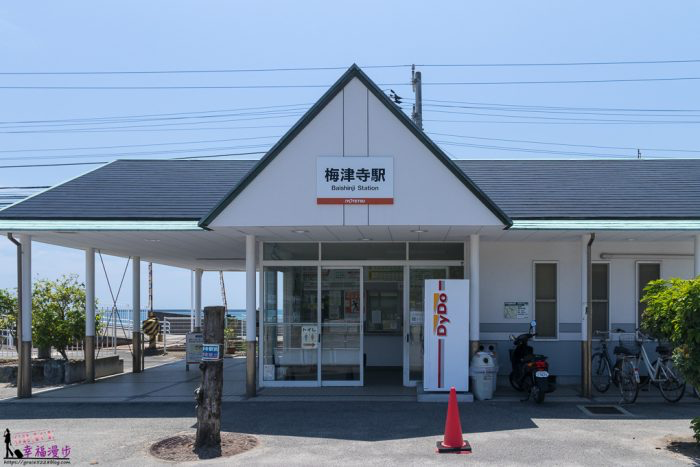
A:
2,400,698,466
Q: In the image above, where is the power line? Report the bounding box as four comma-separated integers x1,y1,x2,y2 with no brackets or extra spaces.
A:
422,76,700,86
424,118,700,125
0,108,307,130
421,98,700,113
0,113,305,134
0,103,312,125
429,132,700,154
3,58,700,75
422,103,700,118
0,135,282,154
0,143,274,162
422,108,700,123
0,64,411,75
417,59,700,68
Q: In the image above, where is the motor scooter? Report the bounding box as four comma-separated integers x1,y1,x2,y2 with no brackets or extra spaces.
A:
509,320,556,403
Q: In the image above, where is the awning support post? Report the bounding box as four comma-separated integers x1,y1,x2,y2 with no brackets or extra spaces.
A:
194,269,203,332
18,234,32,398
245,235,257,398
85,247,96,382
469,234,480,357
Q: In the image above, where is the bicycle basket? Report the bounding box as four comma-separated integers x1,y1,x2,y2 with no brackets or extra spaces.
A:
616,334,641,354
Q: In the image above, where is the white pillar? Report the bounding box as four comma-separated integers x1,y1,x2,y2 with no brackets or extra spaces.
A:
694,234,700,277
19,235,31,342
245,235,257,397
86,248,95,337
85,248,96,382
246,236,256,342
581,234,589,342
18,235,32,397
469,234,480,348
194,268,203,330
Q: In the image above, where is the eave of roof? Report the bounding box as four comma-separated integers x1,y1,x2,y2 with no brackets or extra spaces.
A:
197,64,512,228
511,219,700,230
0,220,202,231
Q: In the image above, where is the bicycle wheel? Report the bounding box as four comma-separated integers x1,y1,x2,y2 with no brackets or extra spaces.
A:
591,352,612,393
656,358,686,403
619,359,639,404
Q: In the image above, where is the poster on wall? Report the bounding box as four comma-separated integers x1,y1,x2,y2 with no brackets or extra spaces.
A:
423,279,470,392
301,325,318,349
316,156,394,205
504,302,529,319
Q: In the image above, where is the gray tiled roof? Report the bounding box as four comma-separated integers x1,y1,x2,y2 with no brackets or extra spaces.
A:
0,159,257,220
455,159,700,219
1,158,699,221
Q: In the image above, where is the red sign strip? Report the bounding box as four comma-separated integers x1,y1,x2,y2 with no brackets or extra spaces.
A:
317,198,394,205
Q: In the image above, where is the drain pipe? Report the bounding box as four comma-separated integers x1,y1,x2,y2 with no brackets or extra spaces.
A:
582,233,596,398
7,233,29,397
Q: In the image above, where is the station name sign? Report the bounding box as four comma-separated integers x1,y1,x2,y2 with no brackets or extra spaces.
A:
316,156,394,205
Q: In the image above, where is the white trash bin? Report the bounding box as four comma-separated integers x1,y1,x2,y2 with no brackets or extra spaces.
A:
479,343,499,393
470,352,497,400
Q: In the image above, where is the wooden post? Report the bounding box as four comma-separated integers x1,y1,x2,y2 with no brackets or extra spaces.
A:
195,305,225,457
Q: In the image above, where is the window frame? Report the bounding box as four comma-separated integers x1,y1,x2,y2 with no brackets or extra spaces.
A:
591,261,611,337
532,261,559,341
635,261,662,329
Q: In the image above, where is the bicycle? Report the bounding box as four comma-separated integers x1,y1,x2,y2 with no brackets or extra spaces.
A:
616,330,686,404
591,329,628,393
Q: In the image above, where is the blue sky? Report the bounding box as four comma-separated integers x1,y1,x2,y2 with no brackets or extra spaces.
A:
1,1,699,309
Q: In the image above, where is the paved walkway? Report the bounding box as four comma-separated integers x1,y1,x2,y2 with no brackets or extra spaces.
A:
3,356,247,403
3,353,698,404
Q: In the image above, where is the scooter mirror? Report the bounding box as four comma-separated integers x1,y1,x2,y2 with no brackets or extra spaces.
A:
530,320,537,327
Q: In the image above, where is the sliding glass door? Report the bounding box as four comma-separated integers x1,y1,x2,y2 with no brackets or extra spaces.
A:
320,268,363,385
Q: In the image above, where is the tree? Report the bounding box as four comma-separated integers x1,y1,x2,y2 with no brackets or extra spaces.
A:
0,289,18,347
642,277,700,442
32,275,97,361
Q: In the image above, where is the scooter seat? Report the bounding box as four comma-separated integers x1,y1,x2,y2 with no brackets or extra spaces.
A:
523,354,547,362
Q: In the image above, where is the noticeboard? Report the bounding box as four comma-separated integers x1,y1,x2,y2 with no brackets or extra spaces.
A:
186,332,204,364
201,343,222,361
504,302,529,320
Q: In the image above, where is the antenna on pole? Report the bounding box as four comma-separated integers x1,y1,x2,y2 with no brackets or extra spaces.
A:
411,64,423,129
637,149,642,159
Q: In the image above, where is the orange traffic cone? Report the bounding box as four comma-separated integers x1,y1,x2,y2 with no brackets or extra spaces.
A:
436,386,472,454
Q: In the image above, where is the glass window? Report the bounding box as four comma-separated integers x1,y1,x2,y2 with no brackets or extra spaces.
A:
321,242,405,261
263,243,318,261
638,263,660,326
534,263,557,339
321,268,361,381
409,243,464,261
262,266,318,381
592,263,609,335
364,266,403,335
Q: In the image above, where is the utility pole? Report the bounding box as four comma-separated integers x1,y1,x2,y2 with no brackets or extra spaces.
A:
219,271,228,329
412,64,423,129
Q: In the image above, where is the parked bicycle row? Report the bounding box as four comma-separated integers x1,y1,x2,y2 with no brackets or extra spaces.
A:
591,329,692,404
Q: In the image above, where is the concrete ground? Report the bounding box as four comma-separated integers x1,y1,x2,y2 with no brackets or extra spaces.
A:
1,400,699,465
2,356,700,464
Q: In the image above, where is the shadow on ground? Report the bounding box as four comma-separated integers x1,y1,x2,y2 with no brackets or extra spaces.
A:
3,400,700,442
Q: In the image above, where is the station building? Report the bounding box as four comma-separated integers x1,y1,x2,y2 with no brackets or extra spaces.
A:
1,65,699,394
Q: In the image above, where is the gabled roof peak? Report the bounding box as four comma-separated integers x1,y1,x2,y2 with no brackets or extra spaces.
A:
199,64,511,227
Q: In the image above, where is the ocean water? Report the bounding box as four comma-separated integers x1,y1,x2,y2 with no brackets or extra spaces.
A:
105,309,247,322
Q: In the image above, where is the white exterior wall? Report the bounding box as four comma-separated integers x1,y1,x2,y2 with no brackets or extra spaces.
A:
209,77,502,228
478,238,695,377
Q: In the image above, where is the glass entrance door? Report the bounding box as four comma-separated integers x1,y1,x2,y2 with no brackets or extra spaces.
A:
320,268,363,385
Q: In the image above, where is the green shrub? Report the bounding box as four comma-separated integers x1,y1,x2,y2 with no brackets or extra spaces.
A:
642,277,700,443
32,275,99,360
0,288,18,345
